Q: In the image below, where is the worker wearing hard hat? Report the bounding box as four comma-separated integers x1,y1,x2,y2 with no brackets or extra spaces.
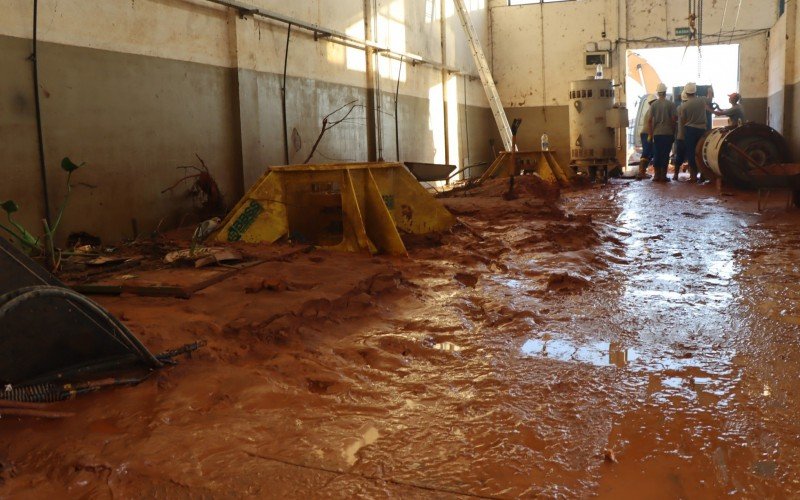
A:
713,92,745,126
671,90,689,181
647,83,678,182
637,95,658,180
679,82,707,182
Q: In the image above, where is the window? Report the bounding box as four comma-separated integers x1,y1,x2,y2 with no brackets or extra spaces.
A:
508,0,574,5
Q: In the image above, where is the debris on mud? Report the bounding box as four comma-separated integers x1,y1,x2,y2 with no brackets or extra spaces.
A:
454,272,479,288
5,177,800,499
546,271,592,292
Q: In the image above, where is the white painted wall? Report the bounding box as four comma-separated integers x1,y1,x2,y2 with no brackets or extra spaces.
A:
1,0,491,103
794,5,800,87
768,13,787,131
489,0,778,108
766,0,800,148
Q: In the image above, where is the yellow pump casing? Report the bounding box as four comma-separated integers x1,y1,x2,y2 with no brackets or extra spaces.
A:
214,162,456,256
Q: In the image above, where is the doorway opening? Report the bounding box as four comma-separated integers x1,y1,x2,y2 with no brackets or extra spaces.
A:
624,44,741,168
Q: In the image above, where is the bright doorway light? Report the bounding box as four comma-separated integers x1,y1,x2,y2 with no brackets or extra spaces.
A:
624,44,740,168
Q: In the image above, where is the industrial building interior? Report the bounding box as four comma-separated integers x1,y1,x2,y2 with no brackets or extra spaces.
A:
3,0,800,497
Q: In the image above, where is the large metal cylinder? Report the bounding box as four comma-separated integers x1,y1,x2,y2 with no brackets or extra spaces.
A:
701,123,789,188
568,79,616,166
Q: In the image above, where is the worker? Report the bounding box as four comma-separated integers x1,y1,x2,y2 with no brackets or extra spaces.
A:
705,86,715,130
647,83,678,182
713,92,745,126
671,90,689,181
679,82,707,183
636,95,658,180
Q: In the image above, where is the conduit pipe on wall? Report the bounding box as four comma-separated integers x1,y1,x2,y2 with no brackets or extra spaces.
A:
281,24,291,165
31,0,51,225
364,0,383,161
201,0,472,77
394,55,403,162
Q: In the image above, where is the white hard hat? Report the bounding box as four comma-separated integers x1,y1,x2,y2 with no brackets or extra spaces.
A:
685,82,697,94
656,83,668,93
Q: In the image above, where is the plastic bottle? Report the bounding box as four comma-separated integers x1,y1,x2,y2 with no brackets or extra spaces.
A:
541,133,550,151
595,64,604,79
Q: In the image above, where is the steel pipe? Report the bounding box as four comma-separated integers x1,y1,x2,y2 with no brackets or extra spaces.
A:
200,0,470,76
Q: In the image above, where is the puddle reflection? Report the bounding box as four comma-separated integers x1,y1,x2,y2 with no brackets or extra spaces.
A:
521,338,637,367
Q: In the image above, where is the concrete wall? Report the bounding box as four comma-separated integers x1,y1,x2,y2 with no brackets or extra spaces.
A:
767,1,800,159
489,0,778,167
768,14,788,133
0,0,495,243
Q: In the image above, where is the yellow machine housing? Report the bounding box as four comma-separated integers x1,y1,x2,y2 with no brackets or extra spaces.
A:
214,162,456,256
478,150,573,187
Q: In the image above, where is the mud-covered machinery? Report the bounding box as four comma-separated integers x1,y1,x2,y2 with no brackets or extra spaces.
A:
696,123,793,189
568,78,628,181
214,162,456,257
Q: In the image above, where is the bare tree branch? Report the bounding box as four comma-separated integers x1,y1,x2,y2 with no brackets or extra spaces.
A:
304,100,363,164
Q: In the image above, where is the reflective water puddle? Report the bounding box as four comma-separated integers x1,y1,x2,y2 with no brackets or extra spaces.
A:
521,338,637,367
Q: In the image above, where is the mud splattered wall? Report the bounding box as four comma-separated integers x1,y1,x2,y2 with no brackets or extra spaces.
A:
489,0,778,168
0,0,495,242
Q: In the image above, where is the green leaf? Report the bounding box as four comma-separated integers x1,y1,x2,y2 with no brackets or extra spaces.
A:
61,157,84,172
1,200,19,214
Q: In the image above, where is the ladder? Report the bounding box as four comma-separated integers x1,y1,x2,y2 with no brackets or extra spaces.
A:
453,0,513,152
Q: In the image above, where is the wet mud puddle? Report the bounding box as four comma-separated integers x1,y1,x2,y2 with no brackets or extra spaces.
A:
3,179,800,498
513,182,800,498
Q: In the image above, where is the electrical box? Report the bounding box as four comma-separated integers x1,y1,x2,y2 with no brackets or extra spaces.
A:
596,39,612,51
585,51,610,68
605,107,629,128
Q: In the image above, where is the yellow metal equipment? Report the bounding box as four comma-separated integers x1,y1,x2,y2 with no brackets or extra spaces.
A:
214,162,456,256
478,150,572,187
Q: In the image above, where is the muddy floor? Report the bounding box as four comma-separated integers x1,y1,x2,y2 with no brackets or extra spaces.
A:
2,177,800,498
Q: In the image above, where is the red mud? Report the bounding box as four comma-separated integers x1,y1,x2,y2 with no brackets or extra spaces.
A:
2,177,800,498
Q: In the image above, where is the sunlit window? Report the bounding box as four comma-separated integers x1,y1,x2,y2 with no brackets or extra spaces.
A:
508,0,574,5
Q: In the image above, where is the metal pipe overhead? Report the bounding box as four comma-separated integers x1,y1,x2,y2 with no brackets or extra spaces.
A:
201,0,470,76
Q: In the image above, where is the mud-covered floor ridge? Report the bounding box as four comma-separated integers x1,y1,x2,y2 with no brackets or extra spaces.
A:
1,179,799,498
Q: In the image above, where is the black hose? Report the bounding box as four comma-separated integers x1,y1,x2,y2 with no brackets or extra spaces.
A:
0,286,162,368
394,55,402,162
31,0,51,225
446,162,488,181
281,24,292,165
0,376,150,403
463,75,470,176
1,383,64,403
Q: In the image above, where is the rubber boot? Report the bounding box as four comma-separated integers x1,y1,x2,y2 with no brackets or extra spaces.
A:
652,166,662,182
637,158,650,180
688,166,698,183
672,164,680,181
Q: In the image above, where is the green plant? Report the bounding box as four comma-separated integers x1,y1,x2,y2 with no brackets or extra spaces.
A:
0,200,40,250
1,157,86,270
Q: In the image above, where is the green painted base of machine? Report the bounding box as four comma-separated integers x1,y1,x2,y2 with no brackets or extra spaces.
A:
214,162,456,257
